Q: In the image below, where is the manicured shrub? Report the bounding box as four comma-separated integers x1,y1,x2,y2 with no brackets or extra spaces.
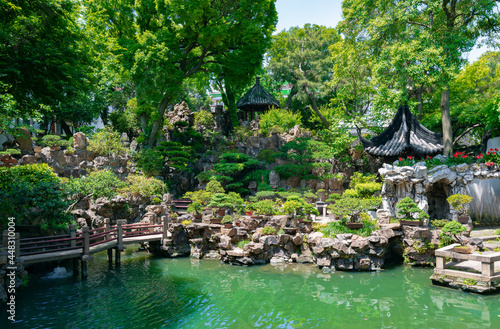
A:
194,110,214,128
0,148,21,155
120,174,167,198
0,164,71,231
221,215,234,224
396,197,429,221
134,148,164,176
446,194,473,216
261,226,277,235
39,134,71,148
259,107,302,136
238,240,251,248
65,170,127,200
88,126,127,156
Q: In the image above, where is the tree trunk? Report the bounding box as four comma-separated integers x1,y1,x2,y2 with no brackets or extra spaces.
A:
440,86,453,156
60,120,73,136
304,84,329,129
147,96,171,148
285,84,298,110
225,84,238,128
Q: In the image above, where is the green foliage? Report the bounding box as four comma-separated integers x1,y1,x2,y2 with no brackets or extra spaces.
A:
120,175,167,198
257,182,273,192
39,135,71,148
212,152,261,194
206,178,225,194
259,107,302,135
273,164,310,180
431,219,449,228
238,240,251,249
65,170,127,200
187,201,203,214
447,194,473,216
253,199,278,215
349,172,381,198
0,148,21,155
256,150,277,164
261,226,277,235
396,197,429,221
0,164,71,231
268,24,340,129
483,147,500,164
320,218,378,238
221,215,234,224
182,219,192,226
208,192,244,212
88,126,127,156
196,170,217,183
194,110,214,129
134,149,164,176
328,197,381,221
255,191,276,200
439,221,467,247
183,190,213,206
156,141,196,171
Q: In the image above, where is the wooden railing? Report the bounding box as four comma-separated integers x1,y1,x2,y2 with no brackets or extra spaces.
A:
3,217,169,262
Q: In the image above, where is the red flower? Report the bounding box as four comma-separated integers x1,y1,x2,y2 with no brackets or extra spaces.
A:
487,152,491,155
495,148,499,152
399,157,403,161
486,162,494,166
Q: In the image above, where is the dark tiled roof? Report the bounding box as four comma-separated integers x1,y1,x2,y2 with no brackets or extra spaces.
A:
236,77,280,111
360,105,443,156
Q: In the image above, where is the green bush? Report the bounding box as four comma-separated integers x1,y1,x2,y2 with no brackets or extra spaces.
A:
39,134,71,148
155,141,195,171
446,194,473,216
259,107,302,135
134,148,164,176
194,110,214,128
439,221,467,247
396,197,429,221
255,190,276,200
254,199,278,215
256,149,277,163
120,174,167,198
0,164,71,231
221,215,234,224
65,170,127,199
328,197,381,221
320,217,378,238
431,219,449,228
238,240,251,248
257,182,273,192
0,148,21,155
88,126,127,156
261,226,277,235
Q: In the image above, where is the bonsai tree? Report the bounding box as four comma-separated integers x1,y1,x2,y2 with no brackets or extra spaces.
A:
446,194,473,217
254,199,278,215
439,220,467,247
221,215,234,224
396,197,429,222
208,192,244,213
187,201,203,215
328,197,381,224
302,202,319,220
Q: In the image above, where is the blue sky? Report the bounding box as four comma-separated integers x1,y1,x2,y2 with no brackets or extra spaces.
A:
274,0,488,63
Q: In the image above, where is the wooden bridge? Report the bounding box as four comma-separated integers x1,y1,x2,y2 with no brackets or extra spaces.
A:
2,219,168,279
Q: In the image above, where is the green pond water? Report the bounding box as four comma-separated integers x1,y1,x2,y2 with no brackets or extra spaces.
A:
2,248,500,329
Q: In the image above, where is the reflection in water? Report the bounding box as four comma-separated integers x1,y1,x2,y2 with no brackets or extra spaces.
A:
2,250,499,329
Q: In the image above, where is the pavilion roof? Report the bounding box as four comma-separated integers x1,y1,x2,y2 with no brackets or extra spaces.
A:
360,105,443,157
236,77,280,111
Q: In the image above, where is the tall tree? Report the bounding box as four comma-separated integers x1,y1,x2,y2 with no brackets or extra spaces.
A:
86,0,277,147
267,24,340,129
0,0,97,133
341,0,500,155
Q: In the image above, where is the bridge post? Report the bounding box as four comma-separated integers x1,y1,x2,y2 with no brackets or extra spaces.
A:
81,226,90,279
115,220,126,266
69,225,76,247
162,216,168,240
104,218,113,263
104,218,111,240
